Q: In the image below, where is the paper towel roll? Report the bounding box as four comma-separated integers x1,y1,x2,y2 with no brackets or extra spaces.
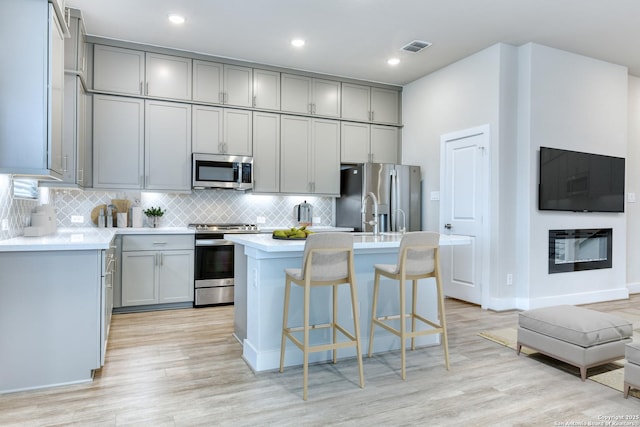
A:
130,206,143,228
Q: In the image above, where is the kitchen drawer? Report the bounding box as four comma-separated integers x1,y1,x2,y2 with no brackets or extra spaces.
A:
122,234,194,251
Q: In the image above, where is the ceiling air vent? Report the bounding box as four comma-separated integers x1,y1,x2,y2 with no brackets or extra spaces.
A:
401,40,432,53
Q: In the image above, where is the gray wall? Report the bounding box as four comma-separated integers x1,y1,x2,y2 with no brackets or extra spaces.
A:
402,42,631,310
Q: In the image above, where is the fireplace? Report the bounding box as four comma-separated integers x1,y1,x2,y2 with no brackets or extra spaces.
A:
548,228,612,274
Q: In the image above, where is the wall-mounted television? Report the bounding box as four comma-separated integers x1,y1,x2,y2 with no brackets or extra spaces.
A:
538,147,625,213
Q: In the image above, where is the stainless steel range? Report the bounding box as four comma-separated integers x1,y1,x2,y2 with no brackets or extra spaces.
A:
189,223,259,307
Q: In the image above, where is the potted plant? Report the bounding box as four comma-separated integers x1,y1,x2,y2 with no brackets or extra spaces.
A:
143,206,165,228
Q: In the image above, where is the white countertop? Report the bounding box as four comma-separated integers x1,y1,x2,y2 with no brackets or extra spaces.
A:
259,226,354,233
224,232,472,253
0,227,194,252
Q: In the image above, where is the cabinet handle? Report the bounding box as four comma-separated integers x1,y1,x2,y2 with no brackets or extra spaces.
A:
63,154,68,172
160,253,164,266
155,253,158,266
145,82,149,95
253,95,256,108
152,242,168,245
139,81,143,95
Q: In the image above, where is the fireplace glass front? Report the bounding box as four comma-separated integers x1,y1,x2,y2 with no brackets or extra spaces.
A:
548,228,612,274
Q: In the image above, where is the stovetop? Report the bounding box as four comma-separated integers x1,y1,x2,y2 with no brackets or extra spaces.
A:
188,223,260,233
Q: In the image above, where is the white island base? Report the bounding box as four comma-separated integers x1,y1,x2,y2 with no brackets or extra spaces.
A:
225,233,471,372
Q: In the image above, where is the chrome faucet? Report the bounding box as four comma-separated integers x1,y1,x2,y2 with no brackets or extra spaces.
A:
396,208,406,233
362,192,379,235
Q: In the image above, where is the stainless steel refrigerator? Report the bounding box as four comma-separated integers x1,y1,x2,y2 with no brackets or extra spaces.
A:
336,163,422,232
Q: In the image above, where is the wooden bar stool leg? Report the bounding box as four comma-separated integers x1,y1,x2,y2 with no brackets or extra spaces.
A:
280,277,292,372
349,272,365,389
368,271,381,357
411,279,418,351
332,284,338,364
303,280,311,401
435,268,450,370
399,275,407,380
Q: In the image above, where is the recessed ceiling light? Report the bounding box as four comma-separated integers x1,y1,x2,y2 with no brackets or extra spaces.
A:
291,39,305,47
387,58,400,66
168,14,185,24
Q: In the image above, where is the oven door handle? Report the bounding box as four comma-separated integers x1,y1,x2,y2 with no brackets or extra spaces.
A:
195,239,233,246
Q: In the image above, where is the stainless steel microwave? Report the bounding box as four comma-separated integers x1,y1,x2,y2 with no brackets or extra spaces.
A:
192,153,253,190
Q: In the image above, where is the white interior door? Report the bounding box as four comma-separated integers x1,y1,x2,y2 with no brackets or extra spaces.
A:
440,125,489,306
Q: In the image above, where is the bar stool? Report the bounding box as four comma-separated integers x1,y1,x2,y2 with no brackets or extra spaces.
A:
279,233,364,400
368,231,449,379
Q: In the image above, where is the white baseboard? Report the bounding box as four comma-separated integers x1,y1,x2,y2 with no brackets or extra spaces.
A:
627,282,640,294
524,287,629,310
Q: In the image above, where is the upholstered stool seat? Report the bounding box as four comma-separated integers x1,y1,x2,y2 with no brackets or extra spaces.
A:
624,342,640,398
517,305,632,381
279,233,364,400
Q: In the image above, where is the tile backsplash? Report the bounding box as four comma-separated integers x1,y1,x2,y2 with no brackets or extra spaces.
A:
0,175,39,240
52,188,334,229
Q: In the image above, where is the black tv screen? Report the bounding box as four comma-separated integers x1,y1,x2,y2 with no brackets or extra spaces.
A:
538,147,625,212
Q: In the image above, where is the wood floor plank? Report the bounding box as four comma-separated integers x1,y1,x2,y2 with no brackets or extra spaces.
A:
1,297,639,426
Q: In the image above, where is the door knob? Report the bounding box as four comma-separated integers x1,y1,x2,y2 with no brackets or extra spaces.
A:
444,223,452,230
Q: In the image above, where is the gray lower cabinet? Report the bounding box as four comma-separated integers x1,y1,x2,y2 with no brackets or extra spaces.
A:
121,235,194,307
0,248,107,393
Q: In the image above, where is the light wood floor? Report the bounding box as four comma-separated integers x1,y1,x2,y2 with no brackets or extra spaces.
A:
2,296,639,426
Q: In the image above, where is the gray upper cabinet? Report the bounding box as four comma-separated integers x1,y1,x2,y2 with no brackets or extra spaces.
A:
93,95,144,189
341,83,401,124
94,47,192,101
252,112,280,193
192,106,252,156
0,0,65,178
370,87,400,124
281,74,341,118
252,69,280,110
224,65,253,107
47,9,92,188
144,100,192,191
145,53,192,100
93,45,145,96
64,9,87,82
341,83,370,122
341,122,398,164
193,60,253,107
280,115,340,195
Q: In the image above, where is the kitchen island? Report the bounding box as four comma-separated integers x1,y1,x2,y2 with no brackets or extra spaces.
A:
224,232,471,372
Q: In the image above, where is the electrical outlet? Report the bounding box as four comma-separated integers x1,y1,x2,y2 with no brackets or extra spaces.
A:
506,273,513,286
256,216,266,224
1,219,8,231
71,215,84,224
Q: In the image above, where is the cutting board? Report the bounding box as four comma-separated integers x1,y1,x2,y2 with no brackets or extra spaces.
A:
90,204,107,225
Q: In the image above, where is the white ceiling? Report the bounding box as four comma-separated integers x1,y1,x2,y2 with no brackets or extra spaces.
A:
66,0,640,86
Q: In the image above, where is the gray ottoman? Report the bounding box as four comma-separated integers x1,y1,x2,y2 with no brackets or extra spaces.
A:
517,305,632,381
624,342,640,398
